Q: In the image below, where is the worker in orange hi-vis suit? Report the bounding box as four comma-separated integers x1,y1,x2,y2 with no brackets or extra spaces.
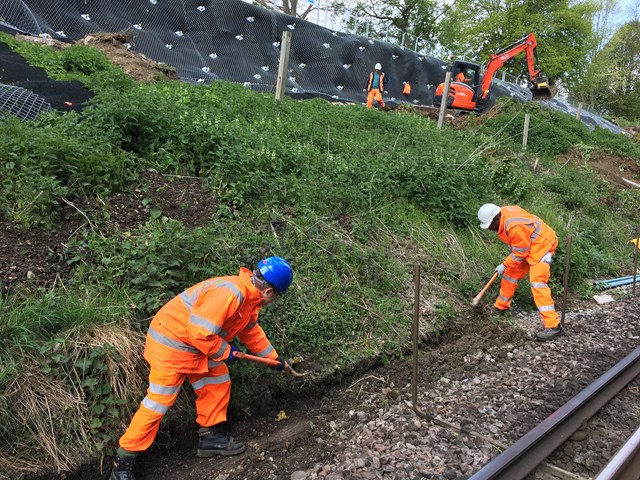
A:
109,257,294,480
402,81,411,96
477,204,564,342
366,62,385,109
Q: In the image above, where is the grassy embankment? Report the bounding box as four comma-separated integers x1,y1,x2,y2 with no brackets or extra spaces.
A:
1,34,639,476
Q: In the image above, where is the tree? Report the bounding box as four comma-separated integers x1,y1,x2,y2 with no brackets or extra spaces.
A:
570,0,619,111
597,21,640,119
437,0,596,87
329,0,448,46
251,0,315,19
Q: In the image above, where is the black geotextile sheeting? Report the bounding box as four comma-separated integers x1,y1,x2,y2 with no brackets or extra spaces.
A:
0,0,626,134
0,41,94,113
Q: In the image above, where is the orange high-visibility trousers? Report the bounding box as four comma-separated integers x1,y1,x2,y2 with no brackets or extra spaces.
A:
119,360,230,453
367,89,385,108
494,260,560,329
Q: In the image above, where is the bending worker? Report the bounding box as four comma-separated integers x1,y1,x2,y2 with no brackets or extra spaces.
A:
477,204,564,342
366,62,385,109
110,257,294,480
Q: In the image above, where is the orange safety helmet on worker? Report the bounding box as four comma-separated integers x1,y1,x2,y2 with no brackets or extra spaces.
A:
366,63,385,109
110,257,294,480
478,204,561,339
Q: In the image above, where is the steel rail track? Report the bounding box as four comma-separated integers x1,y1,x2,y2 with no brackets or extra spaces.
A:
468,345,640,480
594,424,640,480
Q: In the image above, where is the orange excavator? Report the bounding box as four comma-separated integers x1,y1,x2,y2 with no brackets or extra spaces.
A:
434,33,554,113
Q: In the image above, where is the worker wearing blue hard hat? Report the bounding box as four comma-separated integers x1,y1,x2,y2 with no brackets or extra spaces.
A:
109,256,294,480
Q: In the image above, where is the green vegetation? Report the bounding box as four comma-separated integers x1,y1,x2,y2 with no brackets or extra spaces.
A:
1,37,640,477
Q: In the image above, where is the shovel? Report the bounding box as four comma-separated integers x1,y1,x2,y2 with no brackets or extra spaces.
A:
232,351,308,378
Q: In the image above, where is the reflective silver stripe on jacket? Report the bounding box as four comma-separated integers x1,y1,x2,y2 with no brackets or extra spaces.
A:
538,305,556,312
244,321,257,332
531,282,549,288
208,359,224,368
148,326,200,354
509,253,526,262
498,294,511,303
180,279,244,310
505,217,541,240
149,382,182,396
511,246,529,253
503,275,519,285
142,397,170,414
530,220,541,240
215,340,229,358
191,374,231,390
189,313,229,337
254,345,275,358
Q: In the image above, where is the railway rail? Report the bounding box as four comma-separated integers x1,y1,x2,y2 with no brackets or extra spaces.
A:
468,345,640,480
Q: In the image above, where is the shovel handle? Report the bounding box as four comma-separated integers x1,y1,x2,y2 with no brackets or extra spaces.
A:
471,272,499,307
233,351,282,367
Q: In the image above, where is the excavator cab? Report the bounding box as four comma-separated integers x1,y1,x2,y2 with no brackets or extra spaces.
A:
434,60,482,111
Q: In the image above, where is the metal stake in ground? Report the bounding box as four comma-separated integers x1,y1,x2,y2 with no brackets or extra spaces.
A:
633,226,640,295
412,264,427,418
561,235,572,326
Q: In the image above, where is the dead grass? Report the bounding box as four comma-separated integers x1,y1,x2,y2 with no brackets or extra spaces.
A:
0,323,146,477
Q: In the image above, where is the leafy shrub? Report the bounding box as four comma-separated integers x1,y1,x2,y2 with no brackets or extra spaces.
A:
60,45,112,75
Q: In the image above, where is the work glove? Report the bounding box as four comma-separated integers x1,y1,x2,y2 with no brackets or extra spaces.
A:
542,252,553,264
495,264,506,276
225,345,240,365
269,356,286,372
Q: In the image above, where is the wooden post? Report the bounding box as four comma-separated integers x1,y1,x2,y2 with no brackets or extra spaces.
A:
412,264,427,418
633,226,640,295
575,102,583,120
437,71,452,130
522,113,530,150
275,31,292,101
561,235,572,326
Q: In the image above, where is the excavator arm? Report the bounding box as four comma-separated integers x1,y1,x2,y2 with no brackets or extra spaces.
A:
480,33,553,103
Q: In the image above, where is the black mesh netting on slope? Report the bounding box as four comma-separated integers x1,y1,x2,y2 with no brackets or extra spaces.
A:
0,0,626,134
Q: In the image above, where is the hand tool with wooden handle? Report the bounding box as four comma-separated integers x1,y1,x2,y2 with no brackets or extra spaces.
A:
232,351,308,378
471,272,499,307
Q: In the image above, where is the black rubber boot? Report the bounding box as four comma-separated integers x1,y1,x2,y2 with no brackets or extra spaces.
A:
536,325,565,342
109,455,136,480
197,426,246,457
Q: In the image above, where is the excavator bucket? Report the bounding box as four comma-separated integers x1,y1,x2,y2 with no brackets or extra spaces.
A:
529,77,556,102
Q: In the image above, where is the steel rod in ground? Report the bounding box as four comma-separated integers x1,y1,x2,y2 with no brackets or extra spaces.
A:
633,226,639,295
411,264,427,418
561,235,572,326
468,346,640,480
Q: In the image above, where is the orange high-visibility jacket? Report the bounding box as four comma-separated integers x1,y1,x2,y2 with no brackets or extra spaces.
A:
497,206,558,268
403,82,411,95
143,268,278,373
367,71,385,91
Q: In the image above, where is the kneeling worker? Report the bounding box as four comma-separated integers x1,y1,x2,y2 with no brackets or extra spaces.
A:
110,256,294,479
478,204,564,341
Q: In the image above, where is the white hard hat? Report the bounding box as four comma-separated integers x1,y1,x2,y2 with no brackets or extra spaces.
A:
375,63,382,70
478,203,501,229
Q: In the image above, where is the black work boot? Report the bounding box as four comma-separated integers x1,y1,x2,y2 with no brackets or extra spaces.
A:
197,425,246,457
536,325,565,342
109,455,136,480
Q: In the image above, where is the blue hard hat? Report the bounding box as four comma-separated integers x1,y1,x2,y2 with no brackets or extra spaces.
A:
257,256,294,294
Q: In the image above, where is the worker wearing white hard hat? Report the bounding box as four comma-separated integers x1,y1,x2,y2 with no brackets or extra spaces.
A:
477,203,564,342
366,63,386,109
